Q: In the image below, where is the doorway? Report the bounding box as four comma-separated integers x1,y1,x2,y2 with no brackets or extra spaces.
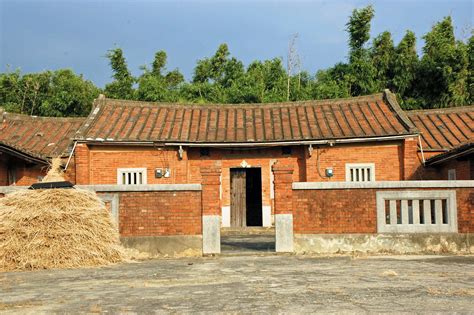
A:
230,168,263,227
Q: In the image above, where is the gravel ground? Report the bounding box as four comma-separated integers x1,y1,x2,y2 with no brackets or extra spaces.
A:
1,255,473,314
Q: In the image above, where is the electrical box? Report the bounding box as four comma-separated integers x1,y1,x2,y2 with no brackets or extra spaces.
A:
155,168,171,178
325,168,334,178
155,168,163,178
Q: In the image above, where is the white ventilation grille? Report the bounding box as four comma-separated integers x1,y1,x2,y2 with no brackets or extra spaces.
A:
376,190,457,233
346,163,375,182
117,168,147,185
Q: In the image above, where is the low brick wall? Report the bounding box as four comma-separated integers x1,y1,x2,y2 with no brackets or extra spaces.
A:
102,191,202,236
82,184,204,256
0,184,204,256
292,181,474,254
293,181,474,234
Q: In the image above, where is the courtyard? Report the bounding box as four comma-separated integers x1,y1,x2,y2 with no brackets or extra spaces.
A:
1,254,473,313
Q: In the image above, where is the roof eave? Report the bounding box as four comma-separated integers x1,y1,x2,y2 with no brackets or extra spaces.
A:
75,133,418,148
425,143,474,166
0,142,48,165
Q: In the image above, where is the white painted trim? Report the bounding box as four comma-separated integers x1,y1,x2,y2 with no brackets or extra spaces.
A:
77,184,202,192
78,133,419,147
345,163,375,182
0,184,201,193
117,167,147,185
221,206,231,227
99,193,119,229
293,180,474,190
376,190,458,233
262,205,272,227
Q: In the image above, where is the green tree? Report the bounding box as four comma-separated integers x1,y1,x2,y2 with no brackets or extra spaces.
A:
0,69,99,116
313,63,352,99
391,30,419,105
136,50,185,102
104,48,135,99
468,33,474,103
371,31,395,91
417,16,470,107
346,5,378,95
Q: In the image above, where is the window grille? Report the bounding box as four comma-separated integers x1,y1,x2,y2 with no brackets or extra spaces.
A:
345,163,375,182
117,168,147,185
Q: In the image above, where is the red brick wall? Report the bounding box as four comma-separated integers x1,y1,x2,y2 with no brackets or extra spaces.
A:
437,159,472,180
293,189,377,233
188,147,305,208
0,154,46,186
84,145,188,185
104,191,202,237
457,189,474,233
293,187,474,234
14,165,46,186
73,140,414,212
414,150,473,180
201,166,222,216
304,141,407,182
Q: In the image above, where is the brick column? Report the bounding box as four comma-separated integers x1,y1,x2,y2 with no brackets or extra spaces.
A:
403,137,419,180
74,143,90,184
200,166,221,254
272,162,294,252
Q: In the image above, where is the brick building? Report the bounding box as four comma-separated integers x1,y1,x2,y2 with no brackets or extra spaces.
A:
1,91,473,255
71,90,424,227
407,106,473,180
0,108,83,186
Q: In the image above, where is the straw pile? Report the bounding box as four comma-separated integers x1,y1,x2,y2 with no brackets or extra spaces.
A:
0,160,127,272
41,158,65,183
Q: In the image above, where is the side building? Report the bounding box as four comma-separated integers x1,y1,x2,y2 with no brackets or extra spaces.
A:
407,106,473,180
0,108,84,186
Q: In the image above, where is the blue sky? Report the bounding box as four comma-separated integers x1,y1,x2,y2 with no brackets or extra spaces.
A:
1,0,472,87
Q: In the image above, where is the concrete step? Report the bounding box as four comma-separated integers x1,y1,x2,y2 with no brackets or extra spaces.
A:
220,234,276,255
219,251,278,257
221,227,275,236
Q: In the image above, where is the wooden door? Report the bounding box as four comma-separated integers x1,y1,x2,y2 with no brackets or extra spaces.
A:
230,169,246,227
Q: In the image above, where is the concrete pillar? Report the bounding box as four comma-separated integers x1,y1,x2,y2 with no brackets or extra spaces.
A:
272,162,294,252
200,165,222,254
74,143,90,184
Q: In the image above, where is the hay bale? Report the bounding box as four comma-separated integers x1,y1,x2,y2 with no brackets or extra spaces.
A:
41,158,65,183
0,188,126,271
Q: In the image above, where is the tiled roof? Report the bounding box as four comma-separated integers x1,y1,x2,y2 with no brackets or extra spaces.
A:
407,106,473,151
425,142,473,165
0,109,85,160
76,90,417,145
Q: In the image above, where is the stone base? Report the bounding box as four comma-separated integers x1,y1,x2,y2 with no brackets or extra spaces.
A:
203,215,221,254
121,235,202,256
294,233,474,255
275,214,294,252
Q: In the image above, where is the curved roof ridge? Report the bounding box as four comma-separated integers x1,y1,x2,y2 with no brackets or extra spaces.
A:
1,111,86,122
406,105,474,115
100,92,385,109
76,91,416,144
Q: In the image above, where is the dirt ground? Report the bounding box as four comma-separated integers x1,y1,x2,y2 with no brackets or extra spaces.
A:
1,255,473,314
